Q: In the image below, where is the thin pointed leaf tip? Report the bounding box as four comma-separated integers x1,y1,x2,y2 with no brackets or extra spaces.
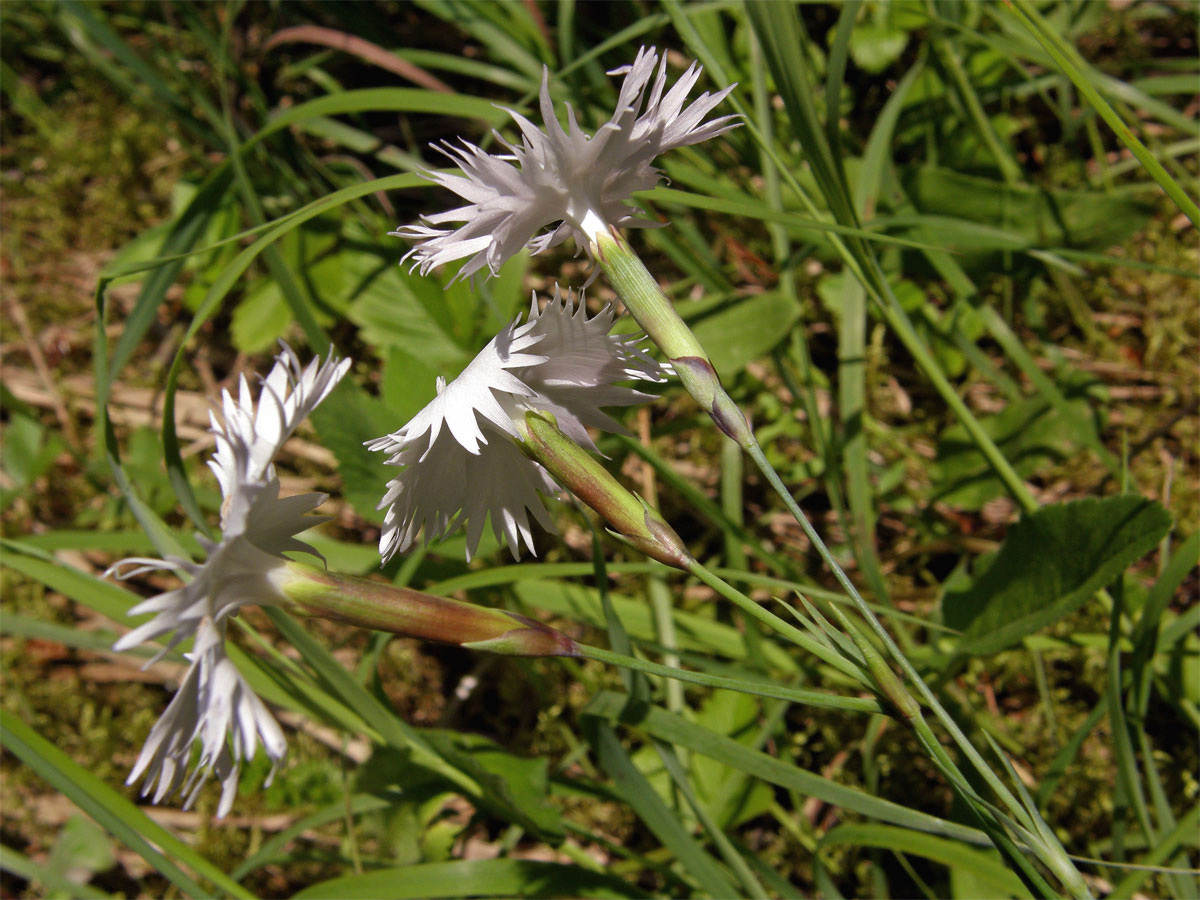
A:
395,46,739,281
107,343,349,816
368,287,666,561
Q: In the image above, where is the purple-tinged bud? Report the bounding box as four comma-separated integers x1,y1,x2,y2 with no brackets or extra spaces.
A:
590,229,754,448
670,356,753,445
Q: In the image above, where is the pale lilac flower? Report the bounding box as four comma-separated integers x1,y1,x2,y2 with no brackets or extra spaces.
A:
368,288,665,561
108,343,349,815
396,46,738,281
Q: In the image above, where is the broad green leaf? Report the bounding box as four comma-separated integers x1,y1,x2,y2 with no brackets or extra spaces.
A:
347,269,471,370
45,815,115,890
381,347,441,425
902,166,1155,267
0,844,111,900
293,858,646,899
931,386,1096,509
689,691,774,828
230,279,292,353
945,495,1172,654
0,411,65,510
420,730,563,844
849,23,910,75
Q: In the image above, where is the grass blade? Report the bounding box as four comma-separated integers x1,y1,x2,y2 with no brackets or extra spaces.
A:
584,691,988,845
0,710,252,899
1006,0,1199,225
293,858,647,899
585,718,740,898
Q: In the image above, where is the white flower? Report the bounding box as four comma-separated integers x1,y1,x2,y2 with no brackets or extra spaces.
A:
395,46,738,281
368,288,664,561
108,343,349,814
125,619,286,818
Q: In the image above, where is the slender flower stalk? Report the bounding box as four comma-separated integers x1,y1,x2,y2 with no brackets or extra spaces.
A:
281,563,877,713
521,412,1077,893
517,410,690,569
517,410,873,684
589,226,751,443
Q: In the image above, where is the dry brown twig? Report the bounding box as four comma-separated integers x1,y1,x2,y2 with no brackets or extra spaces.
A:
263,26,454,93
4,296,82,451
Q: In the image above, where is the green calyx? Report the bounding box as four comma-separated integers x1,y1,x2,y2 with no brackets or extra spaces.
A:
279,564,579,658
590,228,708,362
519,411,692,570
591,229,752,445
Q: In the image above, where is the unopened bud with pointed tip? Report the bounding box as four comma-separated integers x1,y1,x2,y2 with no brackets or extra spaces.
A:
519,411,693,570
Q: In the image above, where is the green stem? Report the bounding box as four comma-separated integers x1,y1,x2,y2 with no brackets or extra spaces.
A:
595,222,1075,881
907,714,1063,900
591,201,1086,890
744,438,1091,897
744,440,1017,798
681,558,871,687
577,645,880,715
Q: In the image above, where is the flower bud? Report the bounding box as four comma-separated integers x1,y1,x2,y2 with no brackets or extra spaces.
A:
669,356,753,445
519,411,693,570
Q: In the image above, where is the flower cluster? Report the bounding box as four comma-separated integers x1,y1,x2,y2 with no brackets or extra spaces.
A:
110,45,735,819
109,345,348,816
396,46,738,282
368,288,664,561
